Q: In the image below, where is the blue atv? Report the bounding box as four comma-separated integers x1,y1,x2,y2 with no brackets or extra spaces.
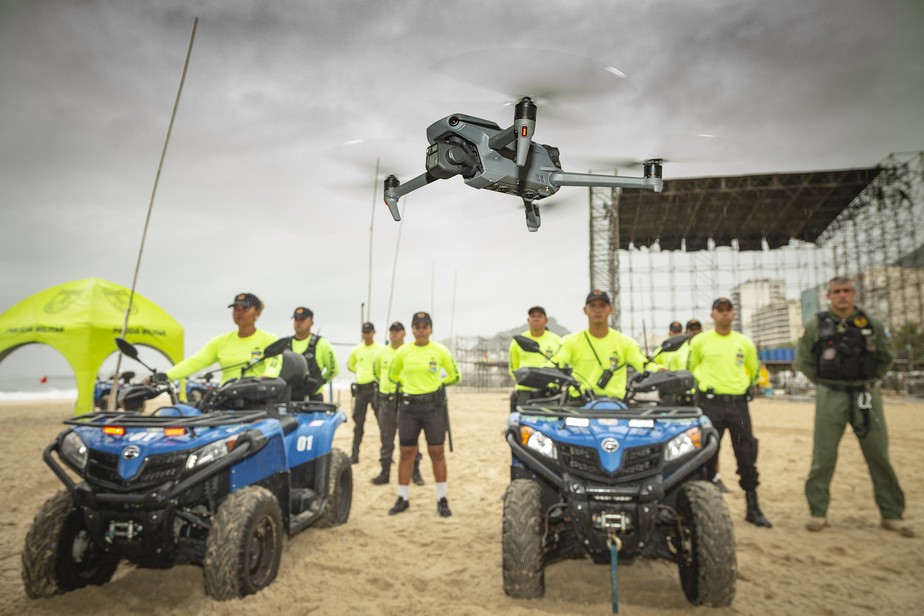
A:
21,337,352,601
502,336,735,607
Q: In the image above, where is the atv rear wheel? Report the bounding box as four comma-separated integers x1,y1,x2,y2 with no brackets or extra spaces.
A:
203,486,283,600
676,480,736,606
316,448,353,527
21,490,119,598
502,479,544,598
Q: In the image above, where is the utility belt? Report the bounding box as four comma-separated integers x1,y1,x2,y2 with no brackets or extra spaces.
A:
699,389,750,402
400,388,446,408
351,382,378,395
377,390,398,402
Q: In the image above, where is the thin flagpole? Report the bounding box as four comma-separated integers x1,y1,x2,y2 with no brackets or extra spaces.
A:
109,17,199,410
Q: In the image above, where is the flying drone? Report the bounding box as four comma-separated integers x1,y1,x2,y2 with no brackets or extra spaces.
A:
382,96,664,231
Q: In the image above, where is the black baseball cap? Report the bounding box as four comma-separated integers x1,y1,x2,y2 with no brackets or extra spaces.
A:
585,289,611,305
685,319,703,330
712,297,734,310
292,306,313,319
669,321,683,332
527,305,546,316
228,292,261,309
361,322,375,333
412,311,432,326
389,321,405,331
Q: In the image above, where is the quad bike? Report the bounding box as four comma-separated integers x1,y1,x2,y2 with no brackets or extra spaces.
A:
93,371,136,410
502,335,736,608
22,337,352,601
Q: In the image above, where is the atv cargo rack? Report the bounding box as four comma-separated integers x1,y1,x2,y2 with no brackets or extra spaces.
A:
516,402,703,420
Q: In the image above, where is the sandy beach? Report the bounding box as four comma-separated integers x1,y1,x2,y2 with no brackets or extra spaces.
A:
1,392,922,615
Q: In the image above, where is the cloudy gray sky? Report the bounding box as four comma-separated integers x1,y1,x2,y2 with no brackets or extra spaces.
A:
2,0,923,377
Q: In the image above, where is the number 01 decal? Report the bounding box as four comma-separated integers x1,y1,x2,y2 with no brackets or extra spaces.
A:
296,435,314,452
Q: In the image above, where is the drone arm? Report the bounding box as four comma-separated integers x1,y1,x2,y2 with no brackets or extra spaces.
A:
548,171,664,193
383,171,440,221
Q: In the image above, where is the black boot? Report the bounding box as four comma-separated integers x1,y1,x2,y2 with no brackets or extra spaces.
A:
412,454,425,486
745,490,772,528
371,462,391,485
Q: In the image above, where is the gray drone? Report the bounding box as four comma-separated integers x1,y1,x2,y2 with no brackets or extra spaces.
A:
382,97,664,231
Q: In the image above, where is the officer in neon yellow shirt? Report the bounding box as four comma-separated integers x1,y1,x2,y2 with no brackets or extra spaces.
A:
370,321,424,486
508,305,561,409
668,319,703,372
688,297,771,528
165,292,281,384
347,322,385,464
387,311,461,518
552,290,659,399
286,306,338,402
654,321,684,368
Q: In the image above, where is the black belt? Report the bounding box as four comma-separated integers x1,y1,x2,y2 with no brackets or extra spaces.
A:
353,382,377,391
401,390,444,406
377,391,398,401
702,392,748,401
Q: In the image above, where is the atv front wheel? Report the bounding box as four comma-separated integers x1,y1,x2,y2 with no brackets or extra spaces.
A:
203,486,283,600
676,480,736,606
316,449,353,527
502,479,544,598
21,490,119,598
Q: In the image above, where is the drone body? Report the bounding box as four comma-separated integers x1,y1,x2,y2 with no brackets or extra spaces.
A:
383,97,664,231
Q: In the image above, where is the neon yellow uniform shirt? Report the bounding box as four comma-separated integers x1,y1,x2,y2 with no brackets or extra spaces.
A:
348,341,385,385
687,329,759,395
388,341,461,395
374,344,403,394
290,334,339,394
508,329,562,391
166,329,281,384
552,329,655,398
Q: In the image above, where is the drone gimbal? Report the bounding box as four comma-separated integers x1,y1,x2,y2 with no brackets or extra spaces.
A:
383,97,664,231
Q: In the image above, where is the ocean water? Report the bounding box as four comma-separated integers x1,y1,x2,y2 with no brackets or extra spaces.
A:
0,375,78,401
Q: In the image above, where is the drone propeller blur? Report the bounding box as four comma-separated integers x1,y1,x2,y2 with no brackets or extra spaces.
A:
382,96,664,232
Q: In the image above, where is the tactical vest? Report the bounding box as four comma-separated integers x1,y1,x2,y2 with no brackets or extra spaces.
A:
812,310,877,381
289,335,324,395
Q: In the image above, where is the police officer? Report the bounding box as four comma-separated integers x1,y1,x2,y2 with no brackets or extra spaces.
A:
668,319,703,372
508,305,562,409
371,321,425,486
165,292,281,384
654,321,684,368
347,322,385,464
796,276,912,536
688,297,771,527
387,312,461,517
287,306,338,401
552,290,659,399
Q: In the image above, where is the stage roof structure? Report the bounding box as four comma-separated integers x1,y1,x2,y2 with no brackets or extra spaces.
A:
617,167,883,251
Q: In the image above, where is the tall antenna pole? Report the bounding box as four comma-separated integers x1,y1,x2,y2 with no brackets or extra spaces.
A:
366,158,379,323
385,199,406,328
109,17,198,410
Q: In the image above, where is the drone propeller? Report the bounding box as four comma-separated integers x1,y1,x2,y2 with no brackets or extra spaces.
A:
325,137,421,196
573,133,749,172
432,48,632,104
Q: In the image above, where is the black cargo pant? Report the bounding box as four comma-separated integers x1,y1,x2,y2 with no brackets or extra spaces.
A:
376,390,399,464
351,382,379,455
698,394,760,491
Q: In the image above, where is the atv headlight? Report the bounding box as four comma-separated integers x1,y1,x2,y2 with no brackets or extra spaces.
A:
664,427,703,462
520,426,557,460
60,431,88,470
186,435,238,471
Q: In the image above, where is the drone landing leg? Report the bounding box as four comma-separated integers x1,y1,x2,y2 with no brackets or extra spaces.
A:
523,198,541,232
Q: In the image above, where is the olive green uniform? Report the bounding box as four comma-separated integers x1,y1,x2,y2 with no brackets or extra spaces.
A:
796,308,905,520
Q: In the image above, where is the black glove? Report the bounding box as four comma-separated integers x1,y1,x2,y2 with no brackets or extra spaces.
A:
150,372,168,384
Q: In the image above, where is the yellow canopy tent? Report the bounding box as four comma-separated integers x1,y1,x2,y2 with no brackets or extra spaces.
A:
0,278,184,415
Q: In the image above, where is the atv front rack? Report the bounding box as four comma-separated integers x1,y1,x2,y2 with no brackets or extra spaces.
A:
516,402,702,420
64,409,271,429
